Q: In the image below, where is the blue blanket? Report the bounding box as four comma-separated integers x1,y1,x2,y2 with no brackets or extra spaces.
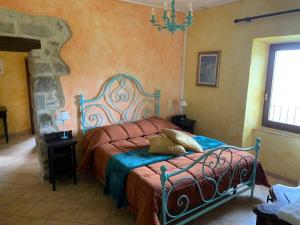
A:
104,135,224,208
193,136,224,149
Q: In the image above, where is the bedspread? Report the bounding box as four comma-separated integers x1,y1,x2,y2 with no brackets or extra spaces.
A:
79,118,270,225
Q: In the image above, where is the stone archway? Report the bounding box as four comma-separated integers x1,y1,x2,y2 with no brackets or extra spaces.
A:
0,7,72,178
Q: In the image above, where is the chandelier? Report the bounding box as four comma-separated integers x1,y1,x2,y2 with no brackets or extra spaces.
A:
150,0,193,33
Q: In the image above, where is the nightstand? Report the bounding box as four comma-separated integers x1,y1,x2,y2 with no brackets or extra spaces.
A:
43,131,77,191
171,115,196,133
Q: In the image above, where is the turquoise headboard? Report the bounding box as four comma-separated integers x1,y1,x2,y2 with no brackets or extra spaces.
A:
80,74,160,135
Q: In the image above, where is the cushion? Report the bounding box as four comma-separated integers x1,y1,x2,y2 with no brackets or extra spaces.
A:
111,140,136,150
120,123,144,138
103,124,128,141
149,136,186,155
135,119,159,135
161,128,203,152
148,117,179,131
128,137,150,147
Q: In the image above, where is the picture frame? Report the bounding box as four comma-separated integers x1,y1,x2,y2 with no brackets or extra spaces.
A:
196,51,221,87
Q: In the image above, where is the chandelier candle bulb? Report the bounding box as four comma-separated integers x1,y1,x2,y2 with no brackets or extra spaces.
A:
167,11,171,18
151,8,156,22
151,8,155,16
189,3,193,16
164,1,167,10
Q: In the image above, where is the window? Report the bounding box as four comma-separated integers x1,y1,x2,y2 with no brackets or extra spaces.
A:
263,42,300,133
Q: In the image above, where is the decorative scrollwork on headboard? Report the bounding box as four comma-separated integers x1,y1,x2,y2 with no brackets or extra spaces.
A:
80,74,160,134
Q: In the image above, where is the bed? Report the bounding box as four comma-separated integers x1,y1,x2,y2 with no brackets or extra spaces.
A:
79,74,269,225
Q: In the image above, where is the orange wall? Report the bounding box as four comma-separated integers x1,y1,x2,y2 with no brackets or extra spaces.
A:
0,51,31,135
0,0,184,140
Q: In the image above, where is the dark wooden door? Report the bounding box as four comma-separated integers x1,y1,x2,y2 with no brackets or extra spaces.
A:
25,58,34,134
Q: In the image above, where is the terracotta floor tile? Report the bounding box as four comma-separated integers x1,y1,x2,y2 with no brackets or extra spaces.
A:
103,208,136,225
191,209,223,225
48,203,84,222
50,181,76,193
26,201,61,219
90,191,115,209
17,175,42,186
193,220,222,225
64,190,97,204
222,220,254,225
31,182,55,193
0,173,25,184
3,198,38,216
0,213,21,225
77,205,111,225
0,134,295,225
14,217,47,225
41,191,70,203
0,195,18,210
45,219,74,225
21,189,49,201
0,183,30,198
73,223,97,225
218,200,252,223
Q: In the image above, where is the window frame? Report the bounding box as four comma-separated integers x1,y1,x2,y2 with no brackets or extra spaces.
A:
262,42,300,134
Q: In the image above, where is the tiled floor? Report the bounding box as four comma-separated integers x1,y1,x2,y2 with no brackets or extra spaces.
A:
0,134,284,225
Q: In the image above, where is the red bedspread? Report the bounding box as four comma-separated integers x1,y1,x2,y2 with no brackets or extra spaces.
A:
79,118,270,225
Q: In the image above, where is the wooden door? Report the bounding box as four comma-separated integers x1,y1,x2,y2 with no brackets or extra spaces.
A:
25,58,34,134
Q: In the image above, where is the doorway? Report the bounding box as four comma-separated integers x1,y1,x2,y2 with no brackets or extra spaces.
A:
0,52,33,141
0,36,40,142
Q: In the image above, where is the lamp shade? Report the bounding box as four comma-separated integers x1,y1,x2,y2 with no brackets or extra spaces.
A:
180,99,188,107
56,111,70,121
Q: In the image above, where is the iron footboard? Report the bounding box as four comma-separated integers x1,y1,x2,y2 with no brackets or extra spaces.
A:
160,138,261,225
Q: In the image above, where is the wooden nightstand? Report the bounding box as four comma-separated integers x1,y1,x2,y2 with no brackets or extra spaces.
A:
171,115,196,133
43,131,77,191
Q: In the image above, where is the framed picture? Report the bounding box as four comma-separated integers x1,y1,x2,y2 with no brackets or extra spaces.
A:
196,51,221,87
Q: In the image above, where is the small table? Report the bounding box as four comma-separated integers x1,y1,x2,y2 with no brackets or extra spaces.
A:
253,184,300,225
0,106,8,143
171,115,196,133
44,131,77,191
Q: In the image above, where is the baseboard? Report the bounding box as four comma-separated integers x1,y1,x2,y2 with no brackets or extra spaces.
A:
265,170,299,186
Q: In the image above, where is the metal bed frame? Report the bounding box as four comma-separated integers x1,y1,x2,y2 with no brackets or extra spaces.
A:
160,141,260,225
80,74,260,225
80,74,160,135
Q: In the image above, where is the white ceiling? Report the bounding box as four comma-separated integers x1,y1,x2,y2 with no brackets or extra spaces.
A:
120,0,240,11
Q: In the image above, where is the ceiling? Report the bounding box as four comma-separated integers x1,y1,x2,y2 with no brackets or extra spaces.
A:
120,0,240,11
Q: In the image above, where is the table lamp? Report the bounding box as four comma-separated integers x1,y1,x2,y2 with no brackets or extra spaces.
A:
180,99,188,120
56,111,70,139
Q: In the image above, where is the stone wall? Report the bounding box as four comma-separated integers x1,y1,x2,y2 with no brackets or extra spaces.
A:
0,8,72,178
